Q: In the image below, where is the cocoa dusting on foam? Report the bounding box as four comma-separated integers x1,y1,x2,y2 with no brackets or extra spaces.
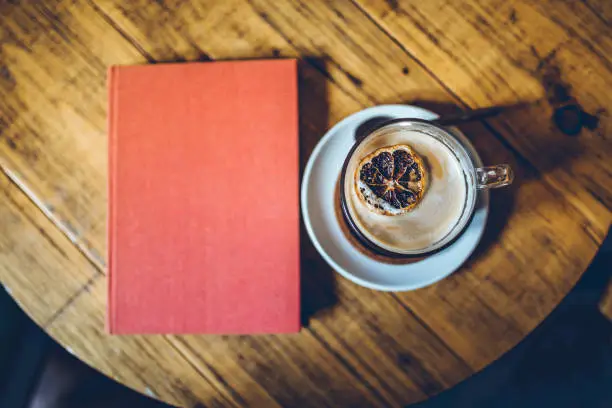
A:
355,144,427,215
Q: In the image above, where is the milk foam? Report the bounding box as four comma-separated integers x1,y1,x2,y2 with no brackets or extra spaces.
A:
357,179,405,215
345,129,467,253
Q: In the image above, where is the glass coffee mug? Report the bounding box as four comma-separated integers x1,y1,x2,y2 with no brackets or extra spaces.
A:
339,119,513,259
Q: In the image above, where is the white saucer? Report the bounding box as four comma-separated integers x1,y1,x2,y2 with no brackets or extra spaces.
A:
301,105,489,291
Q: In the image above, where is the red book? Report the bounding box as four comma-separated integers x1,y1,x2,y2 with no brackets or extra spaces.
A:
107,60,300,334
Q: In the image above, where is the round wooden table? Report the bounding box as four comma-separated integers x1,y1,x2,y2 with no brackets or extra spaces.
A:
1,1,611,407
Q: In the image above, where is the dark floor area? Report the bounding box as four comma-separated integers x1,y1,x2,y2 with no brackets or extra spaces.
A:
1,234,610,408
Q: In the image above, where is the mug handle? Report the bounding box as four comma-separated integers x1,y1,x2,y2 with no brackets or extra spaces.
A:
476,165,514,189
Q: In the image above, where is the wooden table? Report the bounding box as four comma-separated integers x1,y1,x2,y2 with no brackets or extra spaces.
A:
1,1,611,407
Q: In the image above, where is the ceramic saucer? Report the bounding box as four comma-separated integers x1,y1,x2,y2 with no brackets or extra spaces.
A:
301,105,489,291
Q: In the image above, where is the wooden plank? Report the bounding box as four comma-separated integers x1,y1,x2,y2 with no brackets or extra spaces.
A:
47,278,249,408
0,1,146,263
305,283,473,398
169,331,399,408
167,279,476,407
353,0,612,220
0,169,98,326
582,0,612,24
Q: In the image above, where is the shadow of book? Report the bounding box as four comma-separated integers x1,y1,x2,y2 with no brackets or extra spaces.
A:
298,58,338,326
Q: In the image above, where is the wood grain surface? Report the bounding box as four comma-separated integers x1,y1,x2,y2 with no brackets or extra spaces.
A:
1,1,610,407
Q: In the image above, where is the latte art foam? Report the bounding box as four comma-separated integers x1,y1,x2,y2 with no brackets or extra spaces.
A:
345,128,468,253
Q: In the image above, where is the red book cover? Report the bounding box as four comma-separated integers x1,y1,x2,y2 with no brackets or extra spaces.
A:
107,60,300,334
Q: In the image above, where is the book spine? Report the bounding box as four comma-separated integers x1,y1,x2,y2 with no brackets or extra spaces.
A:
107,66,119,334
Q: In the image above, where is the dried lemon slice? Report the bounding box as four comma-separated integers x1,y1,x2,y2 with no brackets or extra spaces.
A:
355,144,427,215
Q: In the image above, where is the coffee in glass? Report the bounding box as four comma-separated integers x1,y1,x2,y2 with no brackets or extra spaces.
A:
340,119,512,258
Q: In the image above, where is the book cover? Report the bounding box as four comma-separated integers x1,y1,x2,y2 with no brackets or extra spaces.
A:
108,60,300,334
